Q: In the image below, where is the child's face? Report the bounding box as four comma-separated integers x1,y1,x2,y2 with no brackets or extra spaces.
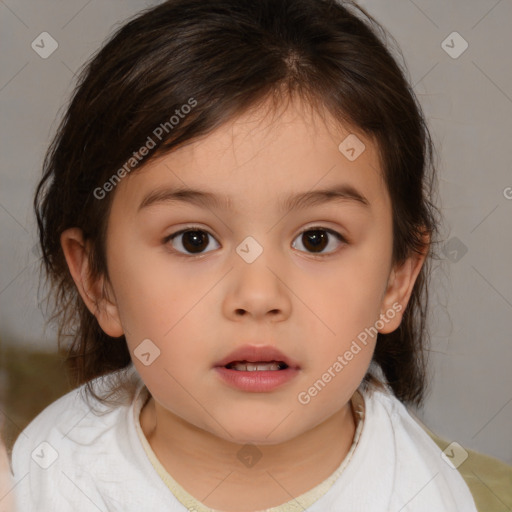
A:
73,99,421,444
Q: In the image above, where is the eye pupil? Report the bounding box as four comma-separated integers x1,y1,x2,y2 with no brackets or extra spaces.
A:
170,227,342,256
183,230,208,253
302,230,328,253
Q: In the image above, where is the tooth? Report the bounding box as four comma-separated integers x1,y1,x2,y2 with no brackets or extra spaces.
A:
231,362,282,371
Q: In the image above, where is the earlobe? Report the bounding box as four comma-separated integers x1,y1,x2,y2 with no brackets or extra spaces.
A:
60,228,124,338
378,237,430,334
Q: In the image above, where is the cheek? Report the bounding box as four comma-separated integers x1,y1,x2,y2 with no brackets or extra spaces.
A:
300,245,390,374
106,241,212,373
319,254,389,330
106,236,187,336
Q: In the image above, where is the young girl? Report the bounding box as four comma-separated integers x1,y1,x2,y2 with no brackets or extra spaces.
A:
9,0,482,510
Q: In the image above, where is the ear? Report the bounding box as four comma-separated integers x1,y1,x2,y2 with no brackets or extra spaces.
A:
60,227,124,337
378,234,430,334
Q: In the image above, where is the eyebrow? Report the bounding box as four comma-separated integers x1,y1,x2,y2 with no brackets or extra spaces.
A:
137,184,370,213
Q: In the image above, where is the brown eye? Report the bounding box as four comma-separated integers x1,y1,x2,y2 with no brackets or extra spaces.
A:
166,229,220,255
292,228,346,255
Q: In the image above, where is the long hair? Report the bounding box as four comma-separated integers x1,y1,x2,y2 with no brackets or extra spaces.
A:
34,0,439,406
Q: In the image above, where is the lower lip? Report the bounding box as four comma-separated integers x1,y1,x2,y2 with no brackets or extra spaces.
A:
214,367,300,392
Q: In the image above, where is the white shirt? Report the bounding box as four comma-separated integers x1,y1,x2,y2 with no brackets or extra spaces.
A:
11,366,477,512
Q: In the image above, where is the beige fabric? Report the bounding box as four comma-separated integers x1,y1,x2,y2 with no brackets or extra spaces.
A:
424,428,512,512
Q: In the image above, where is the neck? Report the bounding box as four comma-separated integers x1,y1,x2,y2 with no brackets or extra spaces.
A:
139,393,357,511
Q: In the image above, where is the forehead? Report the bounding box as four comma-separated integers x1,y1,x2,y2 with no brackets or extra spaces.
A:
111,98,390,218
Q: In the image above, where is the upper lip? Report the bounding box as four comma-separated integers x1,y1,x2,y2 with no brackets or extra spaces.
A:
214,345,300,369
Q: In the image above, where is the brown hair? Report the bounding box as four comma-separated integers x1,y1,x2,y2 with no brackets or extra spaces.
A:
35,0,439,406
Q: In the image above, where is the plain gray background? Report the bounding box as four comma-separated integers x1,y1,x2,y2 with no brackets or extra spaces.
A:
0,0,511,466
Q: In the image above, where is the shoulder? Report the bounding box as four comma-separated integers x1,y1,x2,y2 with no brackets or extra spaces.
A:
359,384,479,511
10,367,145,511
11,379,125,475
14,382,108,441
12,368,140,466
426,427,512,512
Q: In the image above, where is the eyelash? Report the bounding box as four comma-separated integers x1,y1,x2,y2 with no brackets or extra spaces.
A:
162,225,348,257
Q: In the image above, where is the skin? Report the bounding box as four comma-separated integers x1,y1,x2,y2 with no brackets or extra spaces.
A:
61,97,427,511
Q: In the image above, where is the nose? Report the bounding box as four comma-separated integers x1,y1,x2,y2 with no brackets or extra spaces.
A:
222,249,292,322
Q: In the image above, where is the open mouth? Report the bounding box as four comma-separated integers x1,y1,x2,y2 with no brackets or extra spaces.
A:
224,360,289,371
215,352,299,391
